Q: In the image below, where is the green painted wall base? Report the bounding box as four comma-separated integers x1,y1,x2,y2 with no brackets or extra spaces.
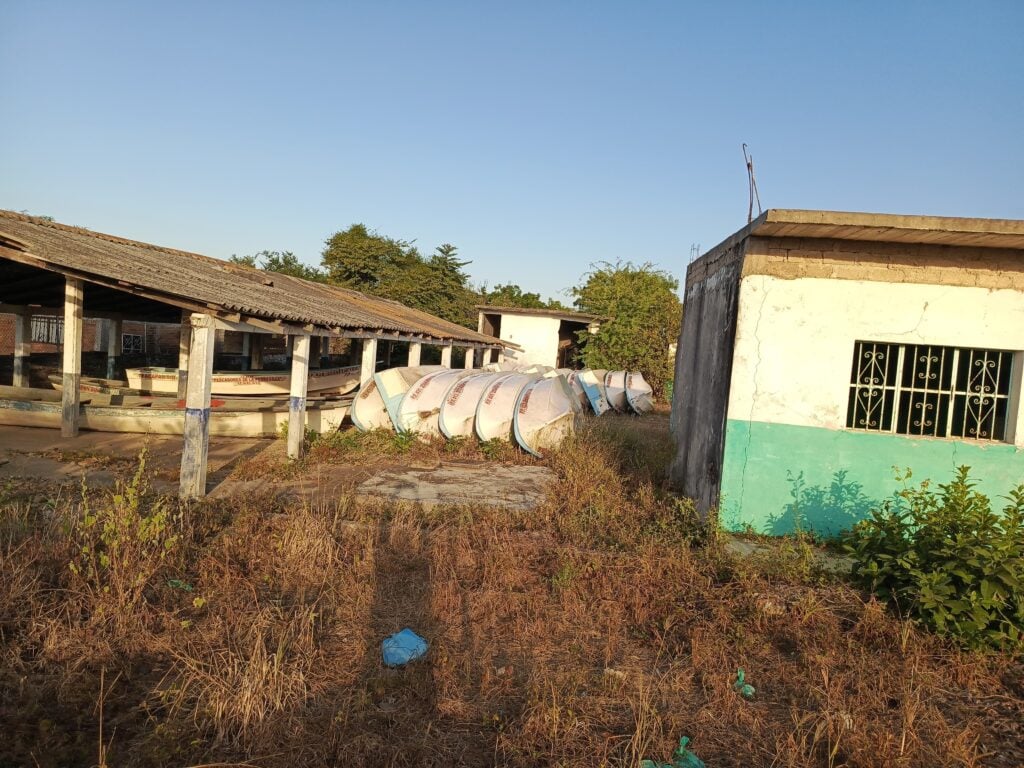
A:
720,419,1024,536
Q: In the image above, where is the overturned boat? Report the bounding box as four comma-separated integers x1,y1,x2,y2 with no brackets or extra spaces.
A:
439,372,504,439
350,378,394,432
512,375,580,458
374,365,446,431
604,370,628,412
475,373,538,442
624,372,655,414
396,369,477,437
125,365,361,397
578,369,611,415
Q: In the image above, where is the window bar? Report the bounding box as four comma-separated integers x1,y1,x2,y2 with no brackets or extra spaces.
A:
893,344,906,435
946,347,959,438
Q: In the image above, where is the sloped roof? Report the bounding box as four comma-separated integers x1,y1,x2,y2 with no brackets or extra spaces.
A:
0,210,504,346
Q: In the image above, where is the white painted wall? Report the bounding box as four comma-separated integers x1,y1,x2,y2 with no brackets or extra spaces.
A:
727,275,1024,446
497,314,562,367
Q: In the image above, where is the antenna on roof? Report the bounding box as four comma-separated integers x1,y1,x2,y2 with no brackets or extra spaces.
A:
689,243,701,263
743,143,763,224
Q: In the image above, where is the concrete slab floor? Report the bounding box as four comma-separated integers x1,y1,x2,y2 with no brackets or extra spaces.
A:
0,424,271,493
356,462,556,511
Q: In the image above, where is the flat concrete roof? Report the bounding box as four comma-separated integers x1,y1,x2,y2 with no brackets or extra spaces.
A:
749,209,1024,249
476,305,604,323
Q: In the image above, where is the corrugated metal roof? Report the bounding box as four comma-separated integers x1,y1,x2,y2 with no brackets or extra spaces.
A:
0,210,505,346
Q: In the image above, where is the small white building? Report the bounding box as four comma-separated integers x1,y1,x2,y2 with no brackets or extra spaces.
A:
477,305,602,368
669,209,1024,536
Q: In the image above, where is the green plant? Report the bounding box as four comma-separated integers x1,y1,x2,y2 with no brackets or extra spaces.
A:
844,466,1024,651
68,451,179,620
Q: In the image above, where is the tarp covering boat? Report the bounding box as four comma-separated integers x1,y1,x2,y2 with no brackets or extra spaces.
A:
126,365,361,397
475,373,537,442
439,372,504,439
396,369,477,437
512,375,580,458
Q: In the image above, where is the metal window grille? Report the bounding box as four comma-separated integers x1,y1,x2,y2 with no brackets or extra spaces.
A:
30,315,63,344
122,333,144,354
847,341,1014,442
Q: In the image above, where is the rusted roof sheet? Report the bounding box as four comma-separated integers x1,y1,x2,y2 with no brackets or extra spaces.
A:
0,210,504,346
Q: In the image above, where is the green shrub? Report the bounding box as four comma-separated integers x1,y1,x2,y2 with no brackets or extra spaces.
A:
844,466,1024,651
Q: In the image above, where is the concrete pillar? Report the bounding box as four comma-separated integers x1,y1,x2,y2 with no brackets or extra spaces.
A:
382,340,393,369
485,348,496,365
407,341,422,367
106,318,122,380
288,334,311,460
177,311,191,400
61,278,84,438
12,311,30,388
360,337,378,386
179,314,216,499
440,343,453,368
320,336,330,368
240,332,251,371
250,333,264,370
464,348,475,369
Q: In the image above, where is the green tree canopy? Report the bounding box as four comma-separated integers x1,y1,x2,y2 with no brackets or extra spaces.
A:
230,250,326,282
321,225,477,327
481,282,569,310
572,261,682,399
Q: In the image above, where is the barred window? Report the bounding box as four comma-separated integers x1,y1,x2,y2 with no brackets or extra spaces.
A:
847,341,1015,442
30,315,63,344
122,333,144,354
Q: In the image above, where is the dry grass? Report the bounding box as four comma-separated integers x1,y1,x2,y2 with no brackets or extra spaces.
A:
1,412,1022,767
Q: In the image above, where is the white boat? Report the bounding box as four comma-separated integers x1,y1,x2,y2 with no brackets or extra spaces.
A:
475,373,537,442
374,366,446,431
564,371,590,412
625,372,655,414
396,369,477,437
438,372,503,439
604,370,628,412
579,369,611,415
125,365,361,397
0,392,349,437
351,378,394,432
512,376,580,457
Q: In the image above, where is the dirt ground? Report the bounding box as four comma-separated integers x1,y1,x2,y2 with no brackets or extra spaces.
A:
1,413,1022,767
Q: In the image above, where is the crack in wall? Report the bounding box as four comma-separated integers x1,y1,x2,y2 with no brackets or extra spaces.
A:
737,279,771,515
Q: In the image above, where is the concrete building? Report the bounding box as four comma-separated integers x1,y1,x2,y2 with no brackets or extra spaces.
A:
477,305,602,368
669,209,1024,535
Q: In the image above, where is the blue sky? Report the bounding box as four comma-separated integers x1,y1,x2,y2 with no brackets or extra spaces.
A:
2,1,1022,303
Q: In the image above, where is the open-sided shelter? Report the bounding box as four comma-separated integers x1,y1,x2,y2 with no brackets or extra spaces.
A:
0,210,509,496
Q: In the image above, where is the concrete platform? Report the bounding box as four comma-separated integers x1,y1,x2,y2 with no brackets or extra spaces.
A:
356,462,556,511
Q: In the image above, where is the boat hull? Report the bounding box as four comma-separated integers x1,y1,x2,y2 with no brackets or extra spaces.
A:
126,366,361,396
0,398,348,437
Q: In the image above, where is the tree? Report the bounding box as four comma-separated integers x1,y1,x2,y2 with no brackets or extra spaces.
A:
230,250,325,282
481,282,570,310
571,261,682,400
320,225,478,328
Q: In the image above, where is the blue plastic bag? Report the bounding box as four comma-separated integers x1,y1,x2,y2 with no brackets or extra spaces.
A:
382,628,428,667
